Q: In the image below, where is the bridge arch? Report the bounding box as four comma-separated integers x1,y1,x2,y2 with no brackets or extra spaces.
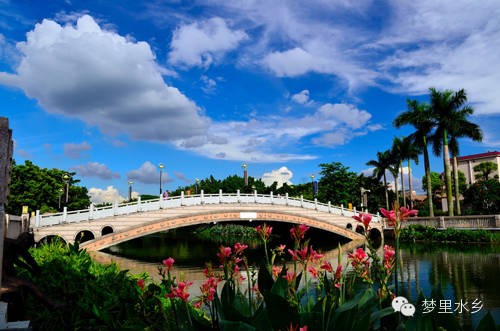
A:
75,230,95,244
81,210,365,251
39,235,67,246
346,223,353,230
101,225,114,236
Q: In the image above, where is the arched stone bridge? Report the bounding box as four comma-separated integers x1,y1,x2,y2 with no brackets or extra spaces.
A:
31,191,383,251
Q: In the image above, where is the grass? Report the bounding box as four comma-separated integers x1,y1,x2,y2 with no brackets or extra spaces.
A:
400,224,500,243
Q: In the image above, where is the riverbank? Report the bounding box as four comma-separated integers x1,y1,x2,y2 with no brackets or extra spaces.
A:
399,225,500,243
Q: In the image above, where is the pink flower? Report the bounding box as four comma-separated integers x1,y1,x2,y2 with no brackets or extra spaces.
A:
308,266,318,279
300,326,308,331
234,265,239,273
290,224,310,242
162,257,175,270
255,224,273,241
352,213,372,229
320,261,333,273
335,264,342,279
334,283,340,289
380,208,397,227
283,272,297,286
272,265,283,278
234,243,248,255
354,248,367,260
276,244,286,255
309,246,324,262
217,246,232,264
137,278,145,290
166,281,193,302
288,249,299,261
400,206,418,219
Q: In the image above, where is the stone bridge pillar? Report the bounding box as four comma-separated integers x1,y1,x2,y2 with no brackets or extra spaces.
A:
495,215,500,228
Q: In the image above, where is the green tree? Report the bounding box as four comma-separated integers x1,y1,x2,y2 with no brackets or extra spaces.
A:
421,171,443,199
474,161,498,181
316,162,358,206
7,160,90,214
429,88,482,216
366,150,392,209
394,99,435,215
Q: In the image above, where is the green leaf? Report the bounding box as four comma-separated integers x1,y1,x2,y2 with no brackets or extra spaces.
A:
264,291,299,330
476,311,496,331
258,260,274,294
219,319,256,331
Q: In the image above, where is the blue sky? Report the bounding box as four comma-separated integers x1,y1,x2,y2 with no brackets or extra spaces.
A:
1,0,499,203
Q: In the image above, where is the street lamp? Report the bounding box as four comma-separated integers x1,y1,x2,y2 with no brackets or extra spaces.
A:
195,178,199,194
62,173,70,204
128,180,133,201
360,187,371,211
310,174,315,197
58,187,64,210
242,163,248,186
159,163,164,195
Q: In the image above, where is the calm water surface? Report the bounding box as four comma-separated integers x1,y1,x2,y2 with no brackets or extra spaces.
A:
92,224,500,329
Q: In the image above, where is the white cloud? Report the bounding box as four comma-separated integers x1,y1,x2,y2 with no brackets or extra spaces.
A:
317,103,371,129
126,161,173,184
261,166,293,188
200,75,217,94
70,162,120,180
63,142,91,159
168,17,247,68
0,15,209,142
89,185,139,204
291,89,312,105
174,102,379,161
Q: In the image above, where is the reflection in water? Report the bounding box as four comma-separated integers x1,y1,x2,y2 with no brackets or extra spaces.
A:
93,225,500,328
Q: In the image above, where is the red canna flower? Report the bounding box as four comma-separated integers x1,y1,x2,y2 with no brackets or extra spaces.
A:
352,212,372,229
380,208,397,227
166,281,194,302
162,257,175,270
283,272,297,286
234,242,248,255
137,278,145,290
290,224,310,242
255,224,273,241
272,265,283,278
320,261,333,273
307,266,318,279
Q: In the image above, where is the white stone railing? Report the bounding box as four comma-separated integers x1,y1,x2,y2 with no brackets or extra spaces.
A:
33,190,380,228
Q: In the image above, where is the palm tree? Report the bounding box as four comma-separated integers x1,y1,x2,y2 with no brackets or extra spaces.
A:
441,112,482,215
394,100,434,214
429,88,482,216
366,150,392,209
403,141,420,209
391,136,407,207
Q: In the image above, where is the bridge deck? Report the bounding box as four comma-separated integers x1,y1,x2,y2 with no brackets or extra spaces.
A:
33,203,380,249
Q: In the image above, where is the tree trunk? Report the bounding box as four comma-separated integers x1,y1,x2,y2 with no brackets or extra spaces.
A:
408,159,413,209
423,137,434,216
453,155,461,215
383,173,389,210
443,130,454,216
394,172,400,207
400,161,406,207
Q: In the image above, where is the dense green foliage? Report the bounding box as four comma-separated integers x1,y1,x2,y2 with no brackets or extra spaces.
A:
20,241,207,330
463,179,500,214
7,160,90,215
194,224,260,243
400,225,500,243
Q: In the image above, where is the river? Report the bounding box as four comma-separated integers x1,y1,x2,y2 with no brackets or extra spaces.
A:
90,223,500,329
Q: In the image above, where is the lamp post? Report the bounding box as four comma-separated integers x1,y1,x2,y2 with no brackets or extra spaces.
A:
159,163,164,195
62,173,70,205
58,187,64,211
128,180,133,201
195,178,199,194
310,174,315,198
360,187,371,211
242,163,248,186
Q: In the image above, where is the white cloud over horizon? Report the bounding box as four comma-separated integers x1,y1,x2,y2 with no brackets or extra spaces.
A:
89,185,139,204
261,166,293,188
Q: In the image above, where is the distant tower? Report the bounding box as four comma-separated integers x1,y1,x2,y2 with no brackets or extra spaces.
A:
242,163,248,186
